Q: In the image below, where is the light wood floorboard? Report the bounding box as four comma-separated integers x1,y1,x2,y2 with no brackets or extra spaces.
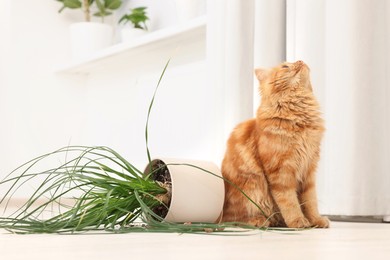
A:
1,221,389,259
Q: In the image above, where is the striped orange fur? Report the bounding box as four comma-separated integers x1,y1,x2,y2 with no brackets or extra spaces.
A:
221,61,329,228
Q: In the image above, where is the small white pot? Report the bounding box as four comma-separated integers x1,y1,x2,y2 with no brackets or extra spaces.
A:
144,158,224,223
174,0,206,24
69,22,113,60
120,28,147,43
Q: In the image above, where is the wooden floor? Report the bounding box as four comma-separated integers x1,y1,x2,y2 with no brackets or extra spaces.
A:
1,221,389,259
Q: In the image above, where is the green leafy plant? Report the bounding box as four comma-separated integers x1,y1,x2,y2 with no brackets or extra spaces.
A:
0,146,167,233
56,0,122,22
119,7,149,30
0,59,172,234
0,60,283,235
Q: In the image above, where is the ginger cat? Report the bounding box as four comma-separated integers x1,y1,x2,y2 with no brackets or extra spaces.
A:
221,61,329,228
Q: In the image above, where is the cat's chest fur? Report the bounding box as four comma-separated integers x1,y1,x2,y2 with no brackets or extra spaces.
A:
258,117,324,182
292,126,323,181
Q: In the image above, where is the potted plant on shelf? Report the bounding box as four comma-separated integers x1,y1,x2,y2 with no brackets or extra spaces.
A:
118,6,149,43
56,0,122,60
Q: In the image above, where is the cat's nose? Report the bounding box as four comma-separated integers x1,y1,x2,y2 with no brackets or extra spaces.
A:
295,60,307,69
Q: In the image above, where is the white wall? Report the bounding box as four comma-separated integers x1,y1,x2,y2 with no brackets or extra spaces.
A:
0,0,214,197
0,0,87,177
81,60,216,167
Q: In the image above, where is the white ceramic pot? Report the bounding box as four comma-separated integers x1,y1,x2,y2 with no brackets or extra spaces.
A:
144,158,224,223
120,28,147,43
174,0,206,24
69,22,113,60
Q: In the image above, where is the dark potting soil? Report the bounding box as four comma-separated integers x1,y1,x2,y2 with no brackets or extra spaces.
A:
150,160,172,219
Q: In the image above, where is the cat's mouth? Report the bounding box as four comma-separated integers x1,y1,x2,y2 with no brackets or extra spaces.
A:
293,61,309,78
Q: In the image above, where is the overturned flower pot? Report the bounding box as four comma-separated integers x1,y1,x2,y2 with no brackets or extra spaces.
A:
144,158,224,223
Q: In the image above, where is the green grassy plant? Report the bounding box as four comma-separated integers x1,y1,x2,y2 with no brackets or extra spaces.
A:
0,146,167,234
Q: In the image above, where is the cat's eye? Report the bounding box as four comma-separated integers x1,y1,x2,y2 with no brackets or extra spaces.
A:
282,65,289,69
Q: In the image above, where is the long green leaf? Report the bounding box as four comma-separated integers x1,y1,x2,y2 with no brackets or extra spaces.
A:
145,59,171,171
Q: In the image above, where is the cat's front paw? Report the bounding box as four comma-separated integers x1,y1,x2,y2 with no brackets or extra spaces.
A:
247,217,270,228
286,217,311,228
310,216,330,228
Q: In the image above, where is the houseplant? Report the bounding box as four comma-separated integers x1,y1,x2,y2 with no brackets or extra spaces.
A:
0,149,227,234
56,0,123,59
0,60,266,234
118,7,149,42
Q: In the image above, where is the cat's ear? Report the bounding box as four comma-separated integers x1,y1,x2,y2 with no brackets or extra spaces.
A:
254,68,267,82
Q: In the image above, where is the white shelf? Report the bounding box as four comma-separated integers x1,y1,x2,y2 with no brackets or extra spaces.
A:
56,16,207,74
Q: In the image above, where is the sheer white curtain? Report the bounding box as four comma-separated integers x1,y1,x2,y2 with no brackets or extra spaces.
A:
253,0,286,111
209,0,390,219
207,0,285,158
207,0,255,160
287,0,390,219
